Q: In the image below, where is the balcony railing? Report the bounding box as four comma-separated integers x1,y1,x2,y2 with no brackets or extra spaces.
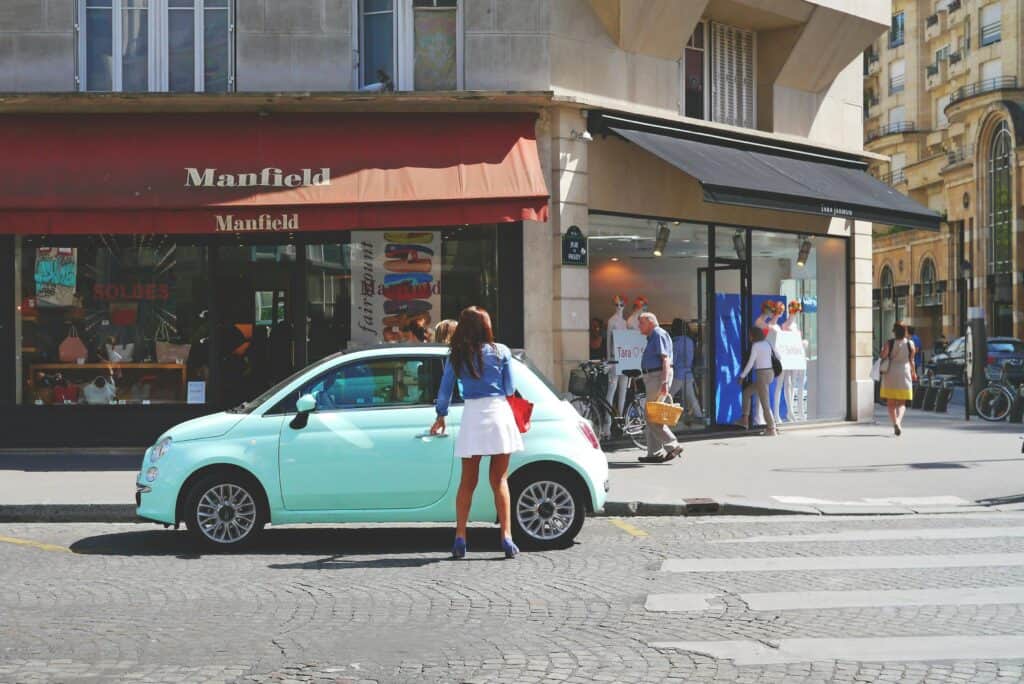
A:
926,13,939,27
949,76,1019,105
944,144,975,167
980,21,1001,46
926,64,939,76
866,121,916,142
948,51,961,64
948,0,961,12
881,169,907,185
864,53,879,75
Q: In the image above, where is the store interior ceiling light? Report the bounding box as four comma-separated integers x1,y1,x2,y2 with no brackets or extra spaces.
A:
796,237,813,267
653,223,670,257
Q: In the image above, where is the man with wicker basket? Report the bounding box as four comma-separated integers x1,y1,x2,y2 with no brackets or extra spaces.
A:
637,313,684,463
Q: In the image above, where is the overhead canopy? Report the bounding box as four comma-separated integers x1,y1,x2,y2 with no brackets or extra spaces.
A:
0,112,549,234
598,115,940,231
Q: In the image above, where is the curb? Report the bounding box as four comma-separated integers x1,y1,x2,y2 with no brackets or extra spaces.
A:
0,504,140,523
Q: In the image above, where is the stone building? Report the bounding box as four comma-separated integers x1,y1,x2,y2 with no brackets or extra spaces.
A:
0,0,933,446
865,0,1023,356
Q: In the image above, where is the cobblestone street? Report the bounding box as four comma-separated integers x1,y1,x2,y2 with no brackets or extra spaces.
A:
3,513,1024,683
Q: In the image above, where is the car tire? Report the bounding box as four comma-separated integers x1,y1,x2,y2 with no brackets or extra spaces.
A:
510,467,586,551
184,472,266,551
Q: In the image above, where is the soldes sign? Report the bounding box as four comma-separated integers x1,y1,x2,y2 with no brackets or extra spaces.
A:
93,283,170,301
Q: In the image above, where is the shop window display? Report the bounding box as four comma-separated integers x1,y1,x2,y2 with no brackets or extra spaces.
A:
17,236,208,406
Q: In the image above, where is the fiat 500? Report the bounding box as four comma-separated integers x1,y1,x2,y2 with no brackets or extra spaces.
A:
136,345,608,550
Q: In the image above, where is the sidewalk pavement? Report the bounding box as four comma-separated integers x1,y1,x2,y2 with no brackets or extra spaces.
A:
2,406,1023,522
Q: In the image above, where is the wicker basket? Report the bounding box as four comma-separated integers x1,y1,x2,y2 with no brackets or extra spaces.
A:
646,399,683,426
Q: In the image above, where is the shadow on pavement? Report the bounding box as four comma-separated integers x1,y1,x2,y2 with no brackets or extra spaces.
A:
977,493,1024,506
0,453,142,472
68,526,529,561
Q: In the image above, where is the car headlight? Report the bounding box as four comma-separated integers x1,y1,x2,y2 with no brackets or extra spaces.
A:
150,437,172,463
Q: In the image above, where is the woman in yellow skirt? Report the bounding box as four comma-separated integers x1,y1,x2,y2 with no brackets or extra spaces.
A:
879,322,917,436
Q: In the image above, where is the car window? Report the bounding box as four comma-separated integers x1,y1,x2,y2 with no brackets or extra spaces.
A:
946,338,964,355
989,340,1024,353
270,356,441,414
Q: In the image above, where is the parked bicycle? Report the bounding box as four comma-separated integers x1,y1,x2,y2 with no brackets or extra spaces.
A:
975,361,1019,422
568,360,647,449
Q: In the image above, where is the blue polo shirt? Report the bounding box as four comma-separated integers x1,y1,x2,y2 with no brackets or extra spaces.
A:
642,327,673,372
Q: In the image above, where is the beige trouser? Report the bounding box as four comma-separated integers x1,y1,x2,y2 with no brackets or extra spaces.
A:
643,371,678,456
742,370,776,431
669,375,703,418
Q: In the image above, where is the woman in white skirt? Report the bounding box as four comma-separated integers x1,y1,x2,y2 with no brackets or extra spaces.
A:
431,306,525,559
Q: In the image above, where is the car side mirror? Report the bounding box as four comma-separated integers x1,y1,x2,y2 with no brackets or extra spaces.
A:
290,394,317,430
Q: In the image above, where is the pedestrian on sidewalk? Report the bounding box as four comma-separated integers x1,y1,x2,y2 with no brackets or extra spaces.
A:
431,306,524,560
880,322,916,436
669,318,703,422
735,326,778,436
637,312,684,463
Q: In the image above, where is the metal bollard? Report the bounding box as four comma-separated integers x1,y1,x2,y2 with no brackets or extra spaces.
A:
1010,385,1024,423
922,378,939,411
911,378,926,409
933,379,954,413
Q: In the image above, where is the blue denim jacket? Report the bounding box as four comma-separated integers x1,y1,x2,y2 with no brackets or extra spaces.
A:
436,343,515,417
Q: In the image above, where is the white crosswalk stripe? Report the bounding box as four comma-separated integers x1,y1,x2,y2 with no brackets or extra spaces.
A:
647,517,1024,666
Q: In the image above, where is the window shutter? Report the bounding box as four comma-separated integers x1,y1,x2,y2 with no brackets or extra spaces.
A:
710,22,754,128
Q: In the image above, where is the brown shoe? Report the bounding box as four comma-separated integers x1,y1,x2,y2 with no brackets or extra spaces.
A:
662,444,684,462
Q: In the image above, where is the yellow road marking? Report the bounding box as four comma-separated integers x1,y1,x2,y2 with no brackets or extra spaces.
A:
609,518,649,537
0,535,71,554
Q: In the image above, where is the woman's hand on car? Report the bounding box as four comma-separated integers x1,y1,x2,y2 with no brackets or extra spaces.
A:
430,416,446,435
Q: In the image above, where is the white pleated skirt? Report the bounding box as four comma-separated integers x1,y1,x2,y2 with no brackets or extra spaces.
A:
454,396,525,458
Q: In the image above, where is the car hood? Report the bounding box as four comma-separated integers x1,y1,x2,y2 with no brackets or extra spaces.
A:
164,412,246,443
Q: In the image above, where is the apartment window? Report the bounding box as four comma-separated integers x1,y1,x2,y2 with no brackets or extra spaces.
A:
709,22,755,129
683,22,707,120
357,0,462,91
889,59,906,94
982,58,1002,87
890,12,905,47
889,105,906,125
935,45,950,63
980,3,1001,46
78,0,233,92
987,120,1012,274
936,94,951,127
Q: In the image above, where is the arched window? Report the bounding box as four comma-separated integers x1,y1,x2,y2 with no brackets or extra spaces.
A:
881,266,895,305
880,265,897,344
987,120,1013,335
920,258,936,304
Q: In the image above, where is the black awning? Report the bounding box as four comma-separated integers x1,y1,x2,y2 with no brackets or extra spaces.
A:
600,116,941,231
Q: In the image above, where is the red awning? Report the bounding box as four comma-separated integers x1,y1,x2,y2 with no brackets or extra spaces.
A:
0,113,549,234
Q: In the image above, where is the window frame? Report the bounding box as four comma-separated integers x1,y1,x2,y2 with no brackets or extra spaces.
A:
980,3,1001,47
681,20,710,121
889,58,906,94
76,0,235,93
353,0,464,91
707,21,757,129
890,12,905,48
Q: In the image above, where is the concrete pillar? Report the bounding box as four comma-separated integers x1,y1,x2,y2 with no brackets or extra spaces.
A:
850,219,875,421
549,107,591,391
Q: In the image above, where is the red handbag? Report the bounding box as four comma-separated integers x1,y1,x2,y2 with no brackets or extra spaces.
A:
507,393,533,434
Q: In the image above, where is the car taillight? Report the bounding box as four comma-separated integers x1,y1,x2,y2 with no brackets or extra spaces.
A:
988,355,996,366
578,421,600,450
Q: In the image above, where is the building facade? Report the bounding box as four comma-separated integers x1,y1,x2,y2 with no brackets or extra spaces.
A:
865,0,1024,356
0,0,929,446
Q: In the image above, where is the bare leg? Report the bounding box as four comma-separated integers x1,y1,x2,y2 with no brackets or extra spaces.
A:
489,454,512,540
455,456,481,540
895,402,906,429
886,399,898,426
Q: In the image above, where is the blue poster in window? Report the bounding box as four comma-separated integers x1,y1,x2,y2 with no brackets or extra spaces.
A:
715,293,788,425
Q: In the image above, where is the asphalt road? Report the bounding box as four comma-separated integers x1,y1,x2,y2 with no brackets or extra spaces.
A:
3,513,1024,682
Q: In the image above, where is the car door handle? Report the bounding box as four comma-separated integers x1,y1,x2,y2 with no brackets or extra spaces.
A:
414,432,450,439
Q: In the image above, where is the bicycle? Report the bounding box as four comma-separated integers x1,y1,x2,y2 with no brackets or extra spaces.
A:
975,362,1018,422
568,360,647,450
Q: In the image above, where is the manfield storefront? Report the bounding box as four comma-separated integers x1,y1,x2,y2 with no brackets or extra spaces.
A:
0,111,548,446
571,111,941,433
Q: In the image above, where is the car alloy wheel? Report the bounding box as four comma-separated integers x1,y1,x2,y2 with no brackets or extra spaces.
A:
196,483,258,544
514,477,582,548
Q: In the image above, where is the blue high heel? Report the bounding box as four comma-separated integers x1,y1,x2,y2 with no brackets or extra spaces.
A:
501,537,520,559
452,536,467,559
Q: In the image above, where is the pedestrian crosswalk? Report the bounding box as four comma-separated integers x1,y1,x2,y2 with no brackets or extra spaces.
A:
645,516,1024,667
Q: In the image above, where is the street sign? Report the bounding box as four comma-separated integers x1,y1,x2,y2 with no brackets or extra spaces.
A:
562,225,588,266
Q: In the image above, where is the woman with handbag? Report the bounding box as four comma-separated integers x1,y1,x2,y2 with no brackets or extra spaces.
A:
735,326,778,436
880,322,916,436
430,306,525,560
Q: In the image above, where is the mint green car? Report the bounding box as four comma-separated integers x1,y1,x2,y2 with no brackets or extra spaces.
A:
136,345,608,550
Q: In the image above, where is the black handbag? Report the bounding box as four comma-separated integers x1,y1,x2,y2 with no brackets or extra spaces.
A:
770,348,783,378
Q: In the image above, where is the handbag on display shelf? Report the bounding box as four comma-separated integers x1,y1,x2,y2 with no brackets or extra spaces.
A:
154,319,191,364
58,325,88,363
507,392,534,434
105,342,135,363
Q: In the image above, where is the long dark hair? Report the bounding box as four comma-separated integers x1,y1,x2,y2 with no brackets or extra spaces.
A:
449,306,495,379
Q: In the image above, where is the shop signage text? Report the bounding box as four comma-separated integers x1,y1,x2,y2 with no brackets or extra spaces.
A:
819,204,854,218
93,283,170,301
611,329,647,372
562,225,588,266
185,167,331,189
214,213,299,232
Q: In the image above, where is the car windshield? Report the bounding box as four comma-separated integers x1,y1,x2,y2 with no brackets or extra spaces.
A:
227,352,345,414
990,340,1024,353
512,351,562,401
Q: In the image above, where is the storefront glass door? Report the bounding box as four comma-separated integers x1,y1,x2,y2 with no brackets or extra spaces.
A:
708,226,751,427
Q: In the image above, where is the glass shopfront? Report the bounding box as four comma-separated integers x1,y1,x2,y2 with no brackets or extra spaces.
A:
587,213,848,433
6,224,521,445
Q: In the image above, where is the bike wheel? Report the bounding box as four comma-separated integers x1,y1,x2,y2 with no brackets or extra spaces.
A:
975,386,1014,422
623,398,647,450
